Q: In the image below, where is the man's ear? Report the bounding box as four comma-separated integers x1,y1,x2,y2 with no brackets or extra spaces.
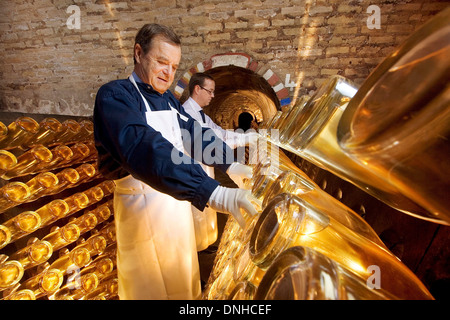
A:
193,84,201,95
134,43,143,64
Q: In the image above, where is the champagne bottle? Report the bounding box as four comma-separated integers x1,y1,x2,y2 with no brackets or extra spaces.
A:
24,172,59,202
0,182,31,213
54,119,81,145
19,268,64,299
42,224,81,251
0,150,17,176
0,117,40,150
49,247,92,275
10,239,53,270
34,144,74,172
24,117,63,148
46,167,80,195
0,259,24,291
36,199,69,227
0,211,42,248
0,121,8,143
1,145,53,180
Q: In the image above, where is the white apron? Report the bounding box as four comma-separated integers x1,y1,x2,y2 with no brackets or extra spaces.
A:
191,165,218,251
113,75,201,300
183,99,218,251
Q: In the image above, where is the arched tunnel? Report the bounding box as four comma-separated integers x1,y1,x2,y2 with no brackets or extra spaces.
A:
179,65,281,131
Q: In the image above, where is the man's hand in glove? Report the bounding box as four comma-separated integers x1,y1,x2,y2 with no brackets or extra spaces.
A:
226,162,253,189
208,186,261,229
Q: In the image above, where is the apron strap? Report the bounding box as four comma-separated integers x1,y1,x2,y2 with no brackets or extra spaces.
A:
129,74,189,122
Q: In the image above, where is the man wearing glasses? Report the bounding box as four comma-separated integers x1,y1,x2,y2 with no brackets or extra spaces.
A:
182,73,259,253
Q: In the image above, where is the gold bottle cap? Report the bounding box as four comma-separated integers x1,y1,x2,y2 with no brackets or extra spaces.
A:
89,235,107,255
29,240,53,264
95,257,114,276
54,145,74,161
107,277,118,295
67,193,90,210
5,289,36,300
61,224,81,243
36,172,59,188
0,260,24,289
15,211,42,233
40,269,64,293
82,212,98,230
16,117,40,134
81,273,99,293
62,119,81,134
71,143,90,158
0,225,12,248
46,199,70,219
86,186,104,202
70,247,91,268
2,182,31,202
0,150,17,170
94,206,112,222
79,120,94,133
39,118,63,132
31,145,53,162
0,121,7,138
99,180,116,194
76,163,96,178
59,168,80,184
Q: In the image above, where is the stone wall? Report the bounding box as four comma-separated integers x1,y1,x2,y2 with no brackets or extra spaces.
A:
0,0,447,116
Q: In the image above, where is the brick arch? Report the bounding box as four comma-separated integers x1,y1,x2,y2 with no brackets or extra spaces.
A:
173,52,292,107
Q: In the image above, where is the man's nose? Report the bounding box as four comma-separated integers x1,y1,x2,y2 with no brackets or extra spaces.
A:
163,65,176,76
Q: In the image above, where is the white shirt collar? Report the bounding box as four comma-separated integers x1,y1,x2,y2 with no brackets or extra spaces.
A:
187,97,203,113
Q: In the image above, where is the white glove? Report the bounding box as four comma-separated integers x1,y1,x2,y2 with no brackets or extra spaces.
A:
226,162,253,188
208,186,261,228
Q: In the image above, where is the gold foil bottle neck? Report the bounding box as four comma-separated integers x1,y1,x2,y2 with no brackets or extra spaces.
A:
65,193,90,213
0,150,17,171
85,186,104,203
32,145,53,163
40,269,64,293
0,225,12,248
36,199,70,226
75,163,97,183
0,117,40,150
29,240,53,264
70,247,91,268
4,289,36,300
81,273,99,293
15,211,42,233
26,117,63,147
0,260,24,289
61,224,81,243
58,168,80,184
0,121,7,140
2,182,31,203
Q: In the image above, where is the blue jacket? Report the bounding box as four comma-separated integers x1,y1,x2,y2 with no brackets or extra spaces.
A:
93,77,233,211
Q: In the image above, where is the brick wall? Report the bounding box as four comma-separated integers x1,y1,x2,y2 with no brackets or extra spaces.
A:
0,0,447,116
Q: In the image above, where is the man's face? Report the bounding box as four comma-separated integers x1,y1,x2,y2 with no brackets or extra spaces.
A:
197,78,215,108
134,35,181,94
